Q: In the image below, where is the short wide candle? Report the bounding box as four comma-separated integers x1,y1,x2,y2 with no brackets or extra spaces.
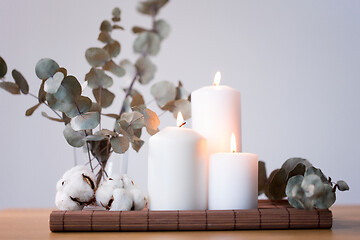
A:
209,152,258,210
148,114,207,210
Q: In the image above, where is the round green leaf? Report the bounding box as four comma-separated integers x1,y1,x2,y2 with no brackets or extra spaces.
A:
65,96,92,118
93,88,115,108
103,60,125,77
110,136,129,154
120,59,137,85
305,166,328,182
112,7,121,17
336,180,349,191
100,20,112,32
120,111,145,129
286,175,304,198
281,158,312,177
130,94,145,108
0,56,7,78
135,57,157,84
35,58,59,80
71,112,100,131
85,48,110,67
154,19,170,40
131,136,144,152
301,174,325,199
63,124,86,147
151,81,176,107
171,99,191,120
12,69,29,94
103,41,121,58
85,68,113,89
136,0,168,16
54,76,82,103
133,31,161,56
314,184,336,209
98,31,112,44
267,168,287,200
258,161,267,195
175,81,189,100
44,71,64,94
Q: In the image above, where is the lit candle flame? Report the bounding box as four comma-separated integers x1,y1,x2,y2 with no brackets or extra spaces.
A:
231,133,236,153
213,71,221,86
177,112,185,127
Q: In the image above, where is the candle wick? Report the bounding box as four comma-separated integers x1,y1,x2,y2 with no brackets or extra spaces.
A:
179,122,186,128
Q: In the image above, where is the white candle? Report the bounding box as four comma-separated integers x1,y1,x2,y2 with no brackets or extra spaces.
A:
148,113,207,210
191,72,241,155
209,134,258,210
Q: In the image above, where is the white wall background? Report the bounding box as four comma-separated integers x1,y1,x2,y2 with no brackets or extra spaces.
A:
0,0,359,209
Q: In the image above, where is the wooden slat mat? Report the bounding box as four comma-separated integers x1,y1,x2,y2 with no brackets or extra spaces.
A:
50,200,332,232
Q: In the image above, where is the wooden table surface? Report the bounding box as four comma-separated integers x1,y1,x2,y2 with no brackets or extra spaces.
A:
0,206,359,240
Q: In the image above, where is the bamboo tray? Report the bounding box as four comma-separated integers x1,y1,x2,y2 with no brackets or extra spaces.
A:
49,200,332,232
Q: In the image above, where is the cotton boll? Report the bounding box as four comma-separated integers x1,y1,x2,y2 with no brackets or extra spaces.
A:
130,188,147,210
55,191,83,211
95,175,124,208
63,172,95,203
110,188,133,211
121,174,135,190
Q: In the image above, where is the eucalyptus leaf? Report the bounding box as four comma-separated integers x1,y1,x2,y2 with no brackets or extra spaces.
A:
53,75,82,104
0,56,7,78
121,111,145,129
12,70,29,94
84,134,107,142
44,71,64,94
103,113,120,119
175,81,189,100
64,96,92,118
100,129,118,137
85,48,111,67
62,112,71,125
150,81,176,107
336,180,349,191
130,94,145,108
35,58,59,80
103,60,125,77
93,87,115,108
258,161,267,195
71,112,100,131
63,124,86,147
85,68,113,89
98,31,112,44
305,166,328,183
90,102,102,113
154,19,170,40
133,31,161,56
103,41,121,58
267,168,287,200
57,67,67,77
135,57,156,84
132,26,147,34
0,81,20,94
131,136,144,152
281,158,312,177
41,112,64,123
100,20,112,32
38,80,46,103
25,103,41,116
110,136,130,154
142,108,160,135
286,175,304,198
134,128,142,138
288,163,306,179
121,95,132,113
287,196,305,210
314,184,336,209
170,99,191,120
112,7,121,17
301,174,325,199
137,0,168,16
112,24,124,30
120,59,137,86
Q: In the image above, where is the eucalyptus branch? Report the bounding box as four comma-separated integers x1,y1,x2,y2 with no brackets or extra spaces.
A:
28,92,63,120
118,74,139,117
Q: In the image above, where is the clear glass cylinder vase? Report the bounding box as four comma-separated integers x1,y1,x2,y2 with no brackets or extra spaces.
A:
104,152,129,177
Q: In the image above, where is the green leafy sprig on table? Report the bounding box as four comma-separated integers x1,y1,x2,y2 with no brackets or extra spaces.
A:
259,158,349,210
0,0,191,186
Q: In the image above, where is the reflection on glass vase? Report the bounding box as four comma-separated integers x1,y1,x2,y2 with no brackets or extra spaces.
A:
104,151,129,178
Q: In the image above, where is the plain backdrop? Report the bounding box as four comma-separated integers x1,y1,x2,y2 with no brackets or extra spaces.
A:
0,0,359,209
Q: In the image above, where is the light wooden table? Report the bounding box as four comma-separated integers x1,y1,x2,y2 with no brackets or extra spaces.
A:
0,206,359,240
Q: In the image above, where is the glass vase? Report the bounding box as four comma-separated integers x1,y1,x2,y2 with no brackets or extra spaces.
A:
104,152,129,177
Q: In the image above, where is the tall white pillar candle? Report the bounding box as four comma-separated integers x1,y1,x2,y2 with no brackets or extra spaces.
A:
191,72,241,155
209,134,258,210
148,113,207,210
